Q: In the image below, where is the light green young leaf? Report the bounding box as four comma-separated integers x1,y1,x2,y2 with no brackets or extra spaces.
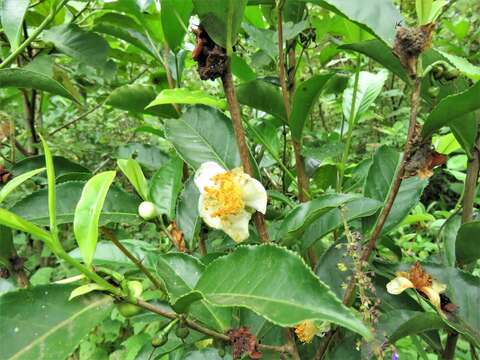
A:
69,283,106,300
147,89,227,110
0,0,29,50
427,0,447,23
117,158,149,200
74,171,116,268
0,208,54,246
433,133,461,155
0,168,45,204
416,0,432,25
195,245,372,339
342,70,388,124
149,157,183,219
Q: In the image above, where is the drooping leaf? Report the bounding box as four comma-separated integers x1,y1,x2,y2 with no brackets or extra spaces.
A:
437,50,480,81
161,0,193,51
195,245,372,339
192,0,248,52
165,105,241,169
277,193,359,244
42,24,109,68
304,0,403,45
342,70,388,123
0,0,29,50
0,284,113,360
149,157,183,219
455,221,480,265
147,88,227,110
0,69,78,101
154,253,231,331
176,178,201,248
422,81,480,137
107,85,179,118
11,155,89,178
290,74,332,140
236,80,287,122
10,181,140,226
117,158,149,200
0,168,45,204
74,171,116,268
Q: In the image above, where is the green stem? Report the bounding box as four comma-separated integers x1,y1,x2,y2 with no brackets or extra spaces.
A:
0,0,70,69
337,55,361,192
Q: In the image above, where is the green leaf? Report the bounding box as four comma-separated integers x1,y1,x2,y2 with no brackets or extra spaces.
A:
161,0,193,51
290,74,332,140
231,54,256,82
196,245,372,339
107,85,179,118
154,253,231,331
0,208,53,243
69,283,105,300
165,105,241,169
0,225,14,267
0,69,77,101
341,40,408,82
363,146,428,234
378,309,445,343
277,193,359,244
149,157,183,219
236,80,287,122
74,171,116,268
301,197,382,249
0,284,113,360
42,24,109,68
427,0,447,23
117,143,170,171
11,155,89,178
305,0,403,45
0,168,45,204
433,133,461,155
441,215,461,267
147,89,227,110
183,348,230,360
193,0,248,52
10,181,140,226
342,70,388,123
176,177,201,248
0,0,29,50
455,221,480,265
422,81,480,137
437,50,480,81
39,136,59,242
416,0,432,25
117,158,149,200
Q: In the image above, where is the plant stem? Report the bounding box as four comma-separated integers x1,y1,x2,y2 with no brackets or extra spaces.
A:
337,55,361,192
0,0,70,69
105,230,166,293
461,133,480,223
442,333,459,360
221,63,269,243
276,2,310,202
135,299,294,354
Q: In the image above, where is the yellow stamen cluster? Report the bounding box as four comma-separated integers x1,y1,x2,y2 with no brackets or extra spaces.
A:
294,320,317,343
204,171,244,218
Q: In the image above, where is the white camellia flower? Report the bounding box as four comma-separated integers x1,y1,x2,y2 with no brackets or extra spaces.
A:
194,162,267,243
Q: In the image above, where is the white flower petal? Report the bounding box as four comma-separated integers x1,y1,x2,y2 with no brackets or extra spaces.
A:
194,162,225,193
241,176,267,214
221,210,252,243
386,276,415,295
198,193,222,229
431,280,447,294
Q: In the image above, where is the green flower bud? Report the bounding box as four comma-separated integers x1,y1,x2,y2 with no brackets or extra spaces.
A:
138,201,158,220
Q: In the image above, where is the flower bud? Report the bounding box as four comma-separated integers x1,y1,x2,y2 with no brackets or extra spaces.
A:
138,201,158,220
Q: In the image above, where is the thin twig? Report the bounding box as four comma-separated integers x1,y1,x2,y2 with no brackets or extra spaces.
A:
461,133,480,223
49,100,106,136
442,332,459,360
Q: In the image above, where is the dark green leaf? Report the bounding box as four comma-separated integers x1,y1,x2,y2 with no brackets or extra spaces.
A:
42,24,109,68
0,284,113,360
236,80,287,122
11,155,89,178
176,178,201,248
193,0,248,51
117,143,170,171
0,69,77,101
183,348,231,360
290,74,332,140
196,245,372,339
0,168,45,204
161,0,193,51
10,181,140,226
107,85,179,118
149,157,183,219
455,221,480,265
165,105,241,169
231,54,256,82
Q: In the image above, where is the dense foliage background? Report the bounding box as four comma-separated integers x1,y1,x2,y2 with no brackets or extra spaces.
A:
0,0,479,359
